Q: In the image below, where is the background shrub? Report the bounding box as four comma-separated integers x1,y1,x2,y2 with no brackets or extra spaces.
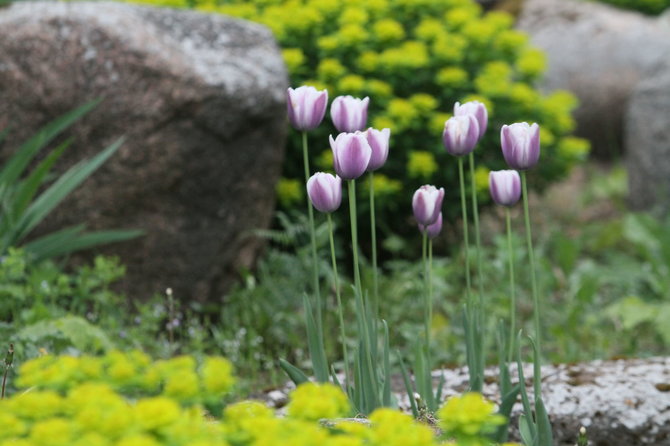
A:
125,0,589,256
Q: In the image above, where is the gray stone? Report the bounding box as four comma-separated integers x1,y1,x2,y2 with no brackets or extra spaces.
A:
517,0,670,158
0,2,289,300
626,67,670,211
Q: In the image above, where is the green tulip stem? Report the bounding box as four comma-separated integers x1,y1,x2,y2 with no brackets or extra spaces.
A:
302,131,322,334
457,157,473,303
505,207,517,363
328,213,350,390
458,156,477,385
369,172,379,320
521,171,541,365
468,152,484,303
468,151,485,379
428,237,434,352
422,231,430,347
348,179,362,297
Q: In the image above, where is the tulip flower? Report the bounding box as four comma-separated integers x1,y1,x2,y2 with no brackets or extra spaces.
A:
489,170,521,207
419,212,443,239
442,115,480,157
365,128,391,171
329,132,372,180
454,101,488,140
307,172,342,213
501,122,540,170
287,86,329,131
412,185,445,227
331,96,370,133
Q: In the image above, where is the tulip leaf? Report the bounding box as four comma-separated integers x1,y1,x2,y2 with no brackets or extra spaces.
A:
381,320,392,407
279,358,309,386
398,351,419,419
302,293,329,383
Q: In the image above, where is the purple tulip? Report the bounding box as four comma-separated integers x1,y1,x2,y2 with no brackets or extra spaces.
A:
331,95,370,133
287,86,329,131
442,115,480,157
366,128,391,171
454,101,488,140
489,170,521,207
419,212,443,239
307,172,342,213
500,122,540,170
412,185,445,227
329,132,372,180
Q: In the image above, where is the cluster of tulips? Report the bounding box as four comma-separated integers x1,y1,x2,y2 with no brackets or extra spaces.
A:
285,85,552,445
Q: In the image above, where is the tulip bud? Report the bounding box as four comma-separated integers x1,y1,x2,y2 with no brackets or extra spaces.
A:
366,127,391,171
331,95,370,133
500,122,540,170
329,132,372,180
419,212,443,239
307,172,342,213
442,115,480,156
489,170,521,207
412,185,445,227
454,100,488,140
287,86,329,131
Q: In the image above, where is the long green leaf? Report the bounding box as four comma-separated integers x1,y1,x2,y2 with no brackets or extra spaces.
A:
529,336,554,446
278,358,309,386
12,138,72,219
353,352,364,413
494,384,521,443
302,294,329,383
519,414,535,446
381,320,391,407
535,397,554,446
516,332,537,442
0,99,101,186
354,287,379,412
11,137,124,245
24,228,143,262
434,370,445,409
398,352,419,419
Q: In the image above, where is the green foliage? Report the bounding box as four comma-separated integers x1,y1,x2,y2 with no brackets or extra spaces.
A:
124,0,588,244
0,249,130,358
593,0,669,15
0,101,142,263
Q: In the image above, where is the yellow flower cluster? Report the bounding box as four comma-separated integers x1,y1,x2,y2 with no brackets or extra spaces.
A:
15,351,235,407
286,382,351,421
2,353,522,446
438,392,505,438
